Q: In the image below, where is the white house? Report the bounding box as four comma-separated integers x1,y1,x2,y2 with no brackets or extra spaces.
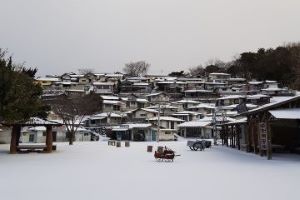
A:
172,111,203,122
130,108,159,122
93,82,115,94
148,116,184,130
178,121,213,138
20,126,98,143
111,123,154,141
145,92,170,103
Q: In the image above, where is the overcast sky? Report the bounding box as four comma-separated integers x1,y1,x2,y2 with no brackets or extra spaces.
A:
1,0,300,76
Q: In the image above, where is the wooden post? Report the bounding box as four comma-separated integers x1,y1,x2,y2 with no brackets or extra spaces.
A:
45,125,53,153
237,125,241,150
247,118,252,152
251,120,257,153
267,120,272,160
225,125,228,146
10,125,18,154
220,126,225,146
253,120,258,154
258,114,263,157
231,125,235,148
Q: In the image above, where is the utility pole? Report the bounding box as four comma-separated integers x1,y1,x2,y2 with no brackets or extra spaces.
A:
157,103,160,142
212,109,217,145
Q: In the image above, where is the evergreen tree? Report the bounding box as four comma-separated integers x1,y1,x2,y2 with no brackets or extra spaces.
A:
0,49,48,123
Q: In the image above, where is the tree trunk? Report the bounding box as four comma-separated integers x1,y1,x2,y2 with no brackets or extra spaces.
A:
68,131,75,145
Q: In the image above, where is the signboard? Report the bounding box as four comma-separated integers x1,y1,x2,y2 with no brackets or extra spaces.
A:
259,122,268,150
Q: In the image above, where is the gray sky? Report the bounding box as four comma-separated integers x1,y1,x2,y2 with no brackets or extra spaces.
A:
1,0,300,76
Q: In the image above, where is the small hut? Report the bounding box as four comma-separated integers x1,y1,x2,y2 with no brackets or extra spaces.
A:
223,95,300,159
4,118,62,154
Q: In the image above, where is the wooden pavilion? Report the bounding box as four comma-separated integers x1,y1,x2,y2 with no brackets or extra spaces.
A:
5,118,62,154
221,95,300,160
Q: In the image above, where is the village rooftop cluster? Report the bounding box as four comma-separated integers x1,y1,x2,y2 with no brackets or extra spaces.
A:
2,72,299,159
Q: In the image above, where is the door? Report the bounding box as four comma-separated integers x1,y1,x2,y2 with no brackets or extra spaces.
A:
171,121,175,129
151,130,157,141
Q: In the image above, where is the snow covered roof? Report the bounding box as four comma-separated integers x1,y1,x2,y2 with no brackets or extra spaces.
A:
209,72,230,76
105,74,124,77
184,89,213,93
136,98,148,103
248,81,263,85
93,82,114,85
229,78,246,81
204,82,227,85
178,121,211,128
246,94,269,99
148,116,184,122
265,80,277,83
172,111,201,116
261,88,287,91
60,82,73,85
222,117,247,125
176,100,200,104
112,126,129,131
24,117,62,125
141,108,159,113
199,116,236,123
133,83,149,86
92,113,123,119
218,95,245,100
36,77,60,82
145,92,162,97
190,103,215,109
26,126,46,131
101,95,120,100
269,108,300,119
94,73,105,76
156,81,176,84
123,123,152,129
103,100,124,105
241,95,300,115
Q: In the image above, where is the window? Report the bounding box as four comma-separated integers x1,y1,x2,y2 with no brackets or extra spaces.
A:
43,132,46,136
100,85,110,89
171,121,175,129
224,99,230,105
29,134,35,142
113,105,120,111
90,120,96,125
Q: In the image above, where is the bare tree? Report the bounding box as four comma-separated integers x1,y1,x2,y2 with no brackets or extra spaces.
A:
78,68,94,75
189,65,205,77
123,61,150,77
205,58,226,68
50,93,102,145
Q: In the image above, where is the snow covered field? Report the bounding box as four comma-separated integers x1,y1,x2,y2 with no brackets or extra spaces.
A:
1,141,300,200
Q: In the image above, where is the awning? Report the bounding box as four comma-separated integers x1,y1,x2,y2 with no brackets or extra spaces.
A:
269,108,300,119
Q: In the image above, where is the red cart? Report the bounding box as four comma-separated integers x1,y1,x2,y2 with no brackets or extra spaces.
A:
154,146,179,162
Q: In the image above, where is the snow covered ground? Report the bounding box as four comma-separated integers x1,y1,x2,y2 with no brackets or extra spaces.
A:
1,141,300,200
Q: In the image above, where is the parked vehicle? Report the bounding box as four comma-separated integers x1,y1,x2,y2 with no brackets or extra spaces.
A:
187,140,211,151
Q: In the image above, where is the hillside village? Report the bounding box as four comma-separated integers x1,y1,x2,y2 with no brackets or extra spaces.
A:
1,71,294,158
